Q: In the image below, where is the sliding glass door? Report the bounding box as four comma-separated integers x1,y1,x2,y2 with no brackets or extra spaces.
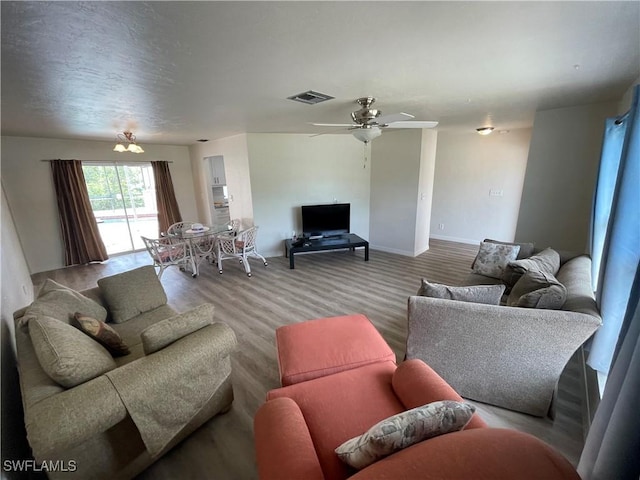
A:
83,163,158,254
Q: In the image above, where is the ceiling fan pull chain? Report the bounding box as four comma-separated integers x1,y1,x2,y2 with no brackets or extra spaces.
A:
363,142,367,169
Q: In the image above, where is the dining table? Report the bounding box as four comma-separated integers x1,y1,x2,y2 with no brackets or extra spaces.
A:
168,223,233,277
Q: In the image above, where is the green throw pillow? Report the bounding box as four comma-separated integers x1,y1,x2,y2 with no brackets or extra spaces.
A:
29,315,116,388
21,279,108,328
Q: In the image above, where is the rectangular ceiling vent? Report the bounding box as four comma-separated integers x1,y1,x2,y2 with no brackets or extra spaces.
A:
287,90,334,105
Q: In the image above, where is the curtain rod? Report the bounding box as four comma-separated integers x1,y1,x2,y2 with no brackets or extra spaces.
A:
41,159,173,163
615,110,630,125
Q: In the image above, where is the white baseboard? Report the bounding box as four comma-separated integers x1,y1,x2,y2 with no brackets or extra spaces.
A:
429,234,479,245
369,244,416,257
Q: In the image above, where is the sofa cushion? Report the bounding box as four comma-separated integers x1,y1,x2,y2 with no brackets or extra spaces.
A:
471,241,520,279
418,279,504,305
20,279,108,328
29,315,116,388
502,247,561,288
276,314,396,387
335,400,475,470
97,266,167,323
72,313,130,357
471,239,535,269
507,270,567,309
141,303,215,355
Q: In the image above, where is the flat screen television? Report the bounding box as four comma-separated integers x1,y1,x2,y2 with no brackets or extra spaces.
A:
301,203,350,238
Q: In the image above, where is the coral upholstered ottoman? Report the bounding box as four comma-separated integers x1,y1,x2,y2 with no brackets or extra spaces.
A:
275,314,396,386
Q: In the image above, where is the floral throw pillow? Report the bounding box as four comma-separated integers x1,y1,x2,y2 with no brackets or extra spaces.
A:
472,241,520,279
335,400,475,470
72,313,130,357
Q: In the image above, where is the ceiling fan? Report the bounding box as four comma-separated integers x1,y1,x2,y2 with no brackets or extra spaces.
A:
311,97,438,143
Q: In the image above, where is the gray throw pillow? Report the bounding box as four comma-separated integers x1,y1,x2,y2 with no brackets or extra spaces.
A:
471,241,520,279
471,239,535,269
97,266,168,323
507,270,567,309
502,248,561,288
29,315,116,388
141,303,215,355
335,400,475,470
20,279,108,328
418,279,505,305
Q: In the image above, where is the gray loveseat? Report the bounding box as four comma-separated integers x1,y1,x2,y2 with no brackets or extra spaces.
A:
14,266,237,479
406,243,602,417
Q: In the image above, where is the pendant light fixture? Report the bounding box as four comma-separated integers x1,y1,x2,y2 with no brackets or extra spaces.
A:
113,131,144,153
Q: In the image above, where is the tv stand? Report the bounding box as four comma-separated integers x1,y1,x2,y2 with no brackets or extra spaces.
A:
284,233,369,269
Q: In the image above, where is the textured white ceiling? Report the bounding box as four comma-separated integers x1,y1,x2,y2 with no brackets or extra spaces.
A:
1,1,639,145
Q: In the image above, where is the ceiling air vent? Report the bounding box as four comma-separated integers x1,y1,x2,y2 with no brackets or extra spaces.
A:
287,90,334,105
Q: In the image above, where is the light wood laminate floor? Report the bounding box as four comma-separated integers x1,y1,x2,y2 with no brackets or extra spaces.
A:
31,239,586,478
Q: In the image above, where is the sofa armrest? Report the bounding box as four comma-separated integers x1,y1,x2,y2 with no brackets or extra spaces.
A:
254,397,324,480
25,375,127,460
406,296,601,416
392,359,486,429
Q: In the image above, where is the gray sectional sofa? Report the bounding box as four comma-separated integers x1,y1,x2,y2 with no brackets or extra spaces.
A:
406,242,602,417
14,266,237,479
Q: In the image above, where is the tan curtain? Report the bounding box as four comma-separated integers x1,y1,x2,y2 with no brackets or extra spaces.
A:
151,161,182,235
51,160,108,266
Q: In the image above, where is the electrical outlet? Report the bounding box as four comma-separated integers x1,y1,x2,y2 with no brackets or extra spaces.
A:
489,189,504,197
438,223,445,230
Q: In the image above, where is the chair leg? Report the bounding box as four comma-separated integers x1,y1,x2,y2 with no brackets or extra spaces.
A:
242,255,252,276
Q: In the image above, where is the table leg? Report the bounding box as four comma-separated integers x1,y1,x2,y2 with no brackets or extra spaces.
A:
188,240,198,277
364,243,369,261
289,252,295,269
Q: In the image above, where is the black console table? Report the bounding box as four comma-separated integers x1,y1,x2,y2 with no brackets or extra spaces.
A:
284,233,369,269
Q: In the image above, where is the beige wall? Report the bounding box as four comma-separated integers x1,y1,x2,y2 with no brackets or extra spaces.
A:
246,133,369,257
188,134,254,228
370,129,437,256
430,128,532,244
415,129,438,255
1,136,197,274
0,183,34,474
515,102,618,251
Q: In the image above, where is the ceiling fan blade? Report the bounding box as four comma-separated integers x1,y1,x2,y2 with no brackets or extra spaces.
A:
310,123,357,127
372,112,414,125
309,127,351,137
384,121,439,129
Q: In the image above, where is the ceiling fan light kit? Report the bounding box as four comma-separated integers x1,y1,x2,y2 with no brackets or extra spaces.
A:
476,127,494,136
311,97,438,144
113,131,144,153
352,126,382,144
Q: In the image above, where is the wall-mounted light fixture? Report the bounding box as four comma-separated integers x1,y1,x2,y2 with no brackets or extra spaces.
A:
476,127,494,136
113,132,144,153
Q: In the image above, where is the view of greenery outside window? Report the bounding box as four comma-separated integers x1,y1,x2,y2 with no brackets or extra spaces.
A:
82,163,159,254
